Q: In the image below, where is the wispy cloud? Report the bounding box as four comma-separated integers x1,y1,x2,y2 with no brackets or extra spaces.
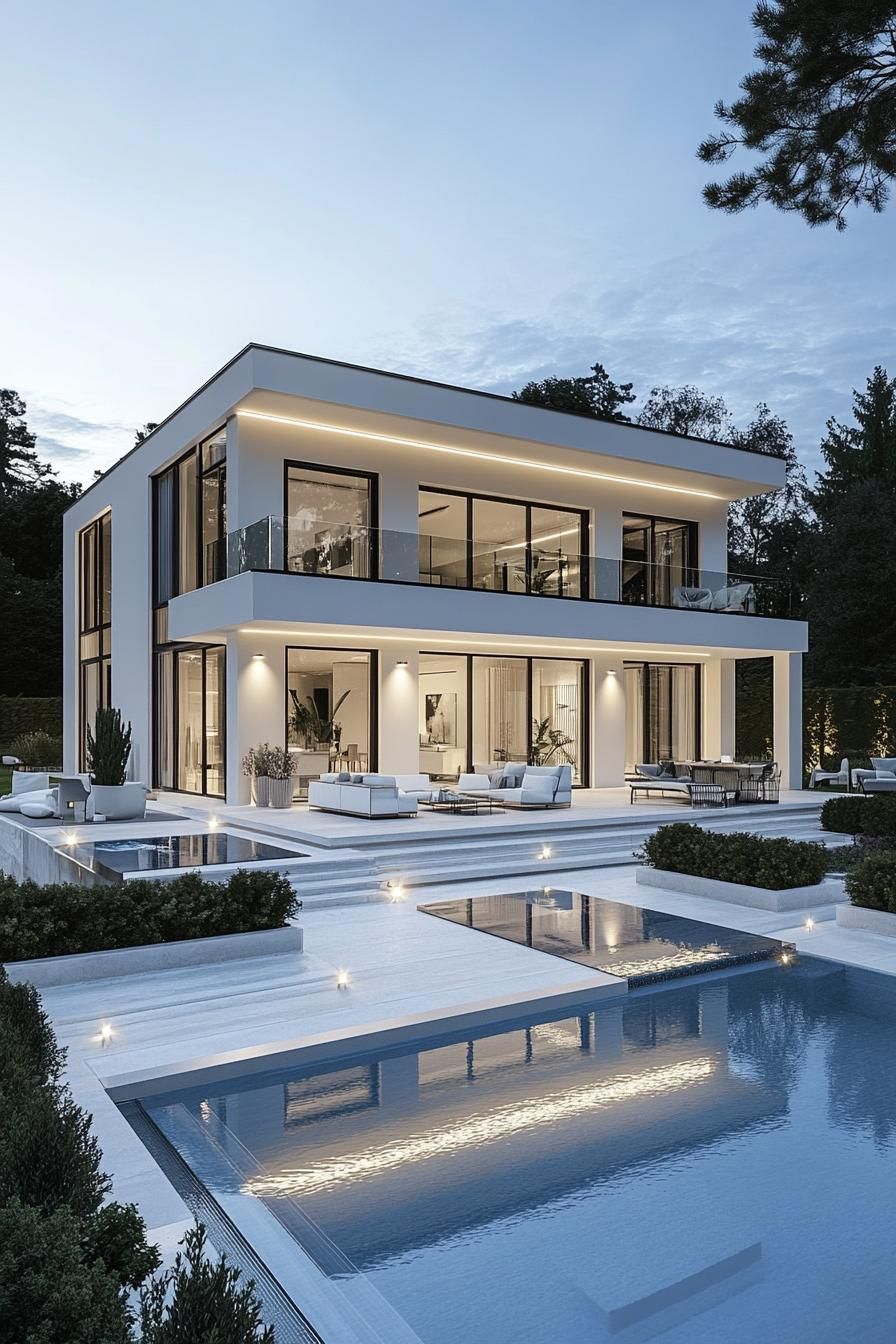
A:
377,234,895,476
23,397,134,480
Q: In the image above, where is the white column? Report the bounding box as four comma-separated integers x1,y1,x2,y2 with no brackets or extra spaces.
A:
378,642,421,775
378,466,419,582
592,654,626,787
702,658,736,761
226,631,286,803
773,650,803,791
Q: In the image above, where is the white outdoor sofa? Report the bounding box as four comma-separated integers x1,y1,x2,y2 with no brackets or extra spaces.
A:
308,773,419,818
460,764,572,809
673,583,756,614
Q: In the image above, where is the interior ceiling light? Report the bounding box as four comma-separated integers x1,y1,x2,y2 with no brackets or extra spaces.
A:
236,409,725,500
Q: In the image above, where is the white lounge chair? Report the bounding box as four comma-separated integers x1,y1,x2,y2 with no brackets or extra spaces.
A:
809,758,849,789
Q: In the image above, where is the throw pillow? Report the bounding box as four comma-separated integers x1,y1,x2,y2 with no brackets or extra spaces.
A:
20,801,55,819
658,760,677,778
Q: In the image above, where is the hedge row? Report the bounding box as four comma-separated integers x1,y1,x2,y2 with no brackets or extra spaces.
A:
0,968,276,1340
0,868,299,963
0,695,62,747
820,793,896,838
0,968,159,1340
639,822,827,890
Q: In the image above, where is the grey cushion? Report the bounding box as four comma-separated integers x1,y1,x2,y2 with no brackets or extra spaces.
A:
657,760,678,778
336,771,351,782
20,801,55,818
871,758,896,776
360,774,396,788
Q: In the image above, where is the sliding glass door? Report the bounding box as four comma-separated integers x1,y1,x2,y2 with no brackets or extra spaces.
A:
465,654,588,783
153,645,226,796
418,489,587,597
285,463,376,578
622,515,697,607
624,662,700,771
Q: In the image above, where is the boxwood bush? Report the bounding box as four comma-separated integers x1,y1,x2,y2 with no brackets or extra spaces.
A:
845,851,896,912
821,792,896,837
0,967,277,1341
639,822,827,890
0,868,299,963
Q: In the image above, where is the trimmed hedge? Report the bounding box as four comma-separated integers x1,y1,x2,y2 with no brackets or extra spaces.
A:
0,969,160,1339
0,868,299,963
845,850,896,913
821,793,896,837
639,822,827,890
0,968,278,1341
0,695,62,747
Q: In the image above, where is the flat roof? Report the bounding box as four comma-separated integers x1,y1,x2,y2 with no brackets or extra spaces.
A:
70,342,785,509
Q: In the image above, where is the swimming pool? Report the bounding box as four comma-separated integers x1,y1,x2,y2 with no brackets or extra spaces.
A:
136,958,896,1343
59,831,307,879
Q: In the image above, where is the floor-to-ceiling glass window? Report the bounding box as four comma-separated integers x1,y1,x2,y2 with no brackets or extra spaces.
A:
418,489,587,597
286,646,375,797
467,654,588,783
78,512,112,769
284,463,376,578
624,661,701,771
152,644,226,797
622,515,697,607
200,429,227,584
531,659,586,784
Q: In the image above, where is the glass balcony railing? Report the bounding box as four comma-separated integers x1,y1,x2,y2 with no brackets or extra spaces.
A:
205,518,794,617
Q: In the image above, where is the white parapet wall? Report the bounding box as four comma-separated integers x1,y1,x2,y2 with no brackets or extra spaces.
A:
5,924,303,988
636,866,844,914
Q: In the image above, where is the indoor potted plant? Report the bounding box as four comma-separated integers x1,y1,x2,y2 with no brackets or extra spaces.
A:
267,746,295,808
242,744,273,806
87,707,147,820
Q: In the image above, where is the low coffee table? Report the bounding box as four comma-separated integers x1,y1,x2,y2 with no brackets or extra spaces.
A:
420,790,504,816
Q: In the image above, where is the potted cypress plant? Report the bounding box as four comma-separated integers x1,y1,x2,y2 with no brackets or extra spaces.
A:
267,746,295,808
87,707,147,820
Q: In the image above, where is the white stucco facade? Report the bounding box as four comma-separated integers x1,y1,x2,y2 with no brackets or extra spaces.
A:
62,344,808,801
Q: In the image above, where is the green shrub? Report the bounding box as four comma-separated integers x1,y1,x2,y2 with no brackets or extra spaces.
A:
820,794,870,835
0,975,64,1087
8,729,63,768
0,868,298,963
140,1223,274,1344
845,850,896,912
0,1201,134,1344
639,822,827,890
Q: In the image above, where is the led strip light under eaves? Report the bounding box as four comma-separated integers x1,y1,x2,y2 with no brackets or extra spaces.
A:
236,409,725,500
240,630,710,659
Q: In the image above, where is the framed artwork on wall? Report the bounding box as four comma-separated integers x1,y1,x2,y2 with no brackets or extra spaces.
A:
425,692,456,746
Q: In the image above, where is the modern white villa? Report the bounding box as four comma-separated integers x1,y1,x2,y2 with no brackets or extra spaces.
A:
62,344,807,805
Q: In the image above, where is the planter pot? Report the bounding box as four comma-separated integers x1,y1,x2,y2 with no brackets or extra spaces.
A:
254,776,271,807
4,924,303,988
269,777,293,808
91,782,148,821
636,866,844,913
836,903,896,936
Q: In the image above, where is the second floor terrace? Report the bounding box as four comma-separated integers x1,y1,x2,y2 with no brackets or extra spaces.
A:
205,514,795,620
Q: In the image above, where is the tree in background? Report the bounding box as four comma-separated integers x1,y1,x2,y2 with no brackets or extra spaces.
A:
699,0,896,229
134,422,159,446
806,366,896,683
636,384,731,440
512,361,636,421
0,392,82,696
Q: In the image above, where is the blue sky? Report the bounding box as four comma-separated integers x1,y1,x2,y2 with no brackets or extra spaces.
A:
3,0,894,481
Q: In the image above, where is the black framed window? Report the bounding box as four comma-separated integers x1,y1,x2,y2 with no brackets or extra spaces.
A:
420,651,589,785
78,512,112,769
285,645,377,797
622,514,697,607
623,661,701,771
153,428,227,605
153,643,226,797
418,487,588,598
283,461,377,579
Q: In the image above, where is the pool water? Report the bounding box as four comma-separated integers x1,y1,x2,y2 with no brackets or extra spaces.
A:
143,959,896,1343
61,832,306,878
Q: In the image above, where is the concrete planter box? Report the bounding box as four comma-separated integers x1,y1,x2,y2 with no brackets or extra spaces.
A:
836,903,896,936
4,924,303,988
636,866,843,913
